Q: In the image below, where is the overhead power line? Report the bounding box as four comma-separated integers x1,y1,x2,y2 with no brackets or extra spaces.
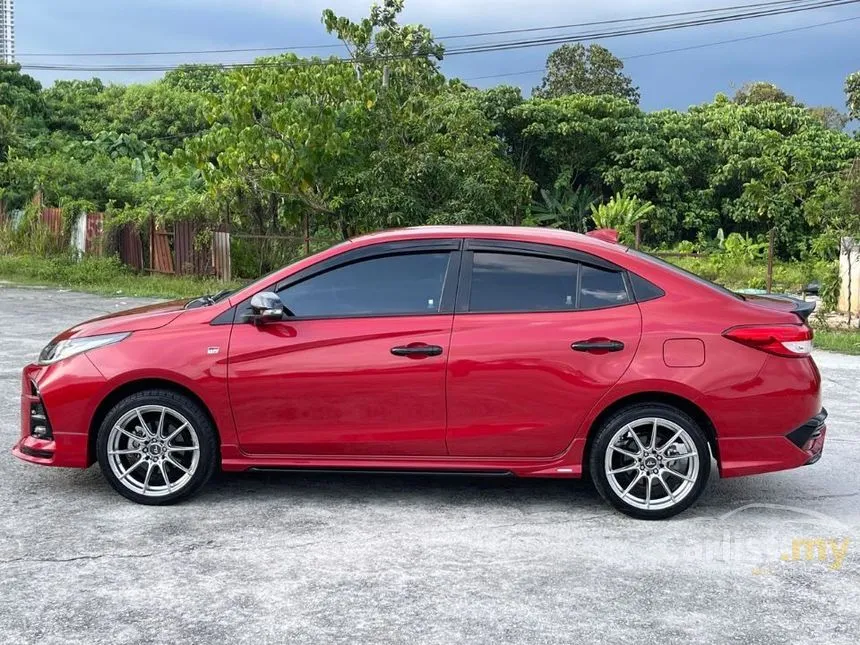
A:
15,0,814,58
17,0,859,72
462,14,860,81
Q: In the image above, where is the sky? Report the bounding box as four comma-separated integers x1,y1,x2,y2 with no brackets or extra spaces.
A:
12,0,860,112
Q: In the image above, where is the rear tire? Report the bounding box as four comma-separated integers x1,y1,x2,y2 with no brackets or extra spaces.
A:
96,389,217,505
589,403,711,520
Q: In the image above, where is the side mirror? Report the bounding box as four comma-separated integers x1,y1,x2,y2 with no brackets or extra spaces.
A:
248,292,284,325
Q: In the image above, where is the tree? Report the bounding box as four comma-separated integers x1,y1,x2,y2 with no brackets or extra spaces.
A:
533,44,640,104
847,71,860,120
807,106,849,131
530,185,597,232
733,82,797,106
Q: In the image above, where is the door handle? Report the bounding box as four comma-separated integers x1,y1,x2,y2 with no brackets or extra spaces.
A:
571,340,625,353
391,345,444,358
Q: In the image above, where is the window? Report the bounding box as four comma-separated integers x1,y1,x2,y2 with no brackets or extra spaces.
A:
579,265,629,309
468,252,578,312
278,252,451,317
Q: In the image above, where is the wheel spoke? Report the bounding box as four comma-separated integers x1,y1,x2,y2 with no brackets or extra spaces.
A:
167,445,198,453
627,426,646,453
156,407,166,439
621,472,644,499
118,458,145,481
662,468,696,483
645,476,652,508
649,419,658,450
610,445,639,459
164,422,189,444
166,456,190,474
658,473,677,503
136,409,151,436
159,462,173,493
608,463,639,475
658,428,684,454
664,452,697,464
142,462,155,494
116,426,143,443
108,448,142,456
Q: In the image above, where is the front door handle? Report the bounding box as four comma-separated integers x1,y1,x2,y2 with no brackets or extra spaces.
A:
391,345,443,358
571,340,625,353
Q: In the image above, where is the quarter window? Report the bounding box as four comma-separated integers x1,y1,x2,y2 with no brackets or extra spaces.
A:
278,252,451,317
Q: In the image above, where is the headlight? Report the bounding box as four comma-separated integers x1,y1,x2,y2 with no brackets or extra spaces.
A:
38,332,131,365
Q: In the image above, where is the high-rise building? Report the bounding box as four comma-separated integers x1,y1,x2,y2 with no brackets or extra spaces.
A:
0,0,14,64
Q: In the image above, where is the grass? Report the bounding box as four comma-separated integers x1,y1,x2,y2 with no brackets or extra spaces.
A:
0,254,242,299
813,328,860,355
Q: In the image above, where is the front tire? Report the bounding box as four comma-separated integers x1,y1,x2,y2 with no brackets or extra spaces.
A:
96,389,217,505
589,403,711,519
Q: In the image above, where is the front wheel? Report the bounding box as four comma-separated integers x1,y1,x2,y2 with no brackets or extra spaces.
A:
96,389,217,505
589,404,711,519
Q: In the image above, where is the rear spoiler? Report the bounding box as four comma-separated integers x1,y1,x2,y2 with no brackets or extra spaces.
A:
754,294,817,322
586,228,619,243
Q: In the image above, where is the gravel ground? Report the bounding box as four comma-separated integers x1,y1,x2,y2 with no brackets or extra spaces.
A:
1,285,858,645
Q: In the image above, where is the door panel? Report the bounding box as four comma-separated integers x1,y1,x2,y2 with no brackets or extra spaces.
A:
228,316,453,456
446,310,641,457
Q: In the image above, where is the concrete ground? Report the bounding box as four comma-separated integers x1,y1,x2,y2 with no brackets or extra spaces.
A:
0,285,858,645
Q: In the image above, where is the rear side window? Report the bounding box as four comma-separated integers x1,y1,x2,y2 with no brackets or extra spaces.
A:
579,265,630,309
278,252,451,317
469,252,578,312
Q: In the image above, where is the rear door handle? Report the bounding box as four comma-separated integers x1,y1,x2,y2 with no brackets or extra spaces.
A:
571,340,625,353
391,345,443,358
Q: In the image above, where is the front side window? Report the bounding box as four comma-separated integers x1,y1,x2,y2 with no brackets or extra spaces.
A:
279,252,451,317
468,252,579,312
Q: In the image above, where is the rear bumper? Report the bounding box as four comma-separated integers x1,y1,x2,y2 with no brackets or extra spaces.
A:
718,409,827,478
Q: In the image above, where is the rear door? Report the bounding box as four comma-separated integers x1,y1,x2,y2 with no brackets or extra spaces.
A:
445,240,642,458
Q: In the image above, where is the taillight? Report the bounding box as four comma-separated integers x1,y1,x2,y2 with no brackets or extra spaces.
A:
722,324,813,357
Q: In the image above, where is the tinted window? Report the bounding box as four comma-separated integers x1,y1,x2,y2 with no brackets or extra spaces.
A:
469,252,578,312
579,265,629,309
279,252,451,317
628,272,665,302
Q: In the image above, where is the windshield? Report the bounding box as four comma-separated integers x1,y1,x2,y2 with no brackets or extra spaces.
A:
627,249,745,301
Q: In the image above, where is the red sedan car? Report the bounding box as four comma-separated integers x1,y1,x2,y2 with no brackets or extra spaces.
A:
12,226,825,518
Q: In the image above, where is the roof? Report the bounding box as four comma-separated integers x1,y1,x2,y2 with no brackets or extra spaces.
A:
349,225,623,254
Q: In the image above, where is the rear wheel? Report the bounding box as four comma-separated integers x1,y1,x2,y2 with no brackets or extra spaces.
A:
589,403,711,519
96,390,217,505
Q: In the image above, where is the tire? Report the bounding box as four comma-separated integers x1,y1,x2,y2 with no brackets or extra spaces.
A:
96,389,218,505
589,403,711,520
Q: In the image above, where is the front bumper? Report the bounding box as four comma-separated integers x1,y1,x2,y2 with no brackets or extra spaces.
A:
11,360,103,469
718,408,827,478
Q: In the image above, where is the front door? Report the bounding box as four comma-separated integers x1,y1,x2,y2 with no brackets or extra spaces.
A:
228,245,459,456
446,244,642,457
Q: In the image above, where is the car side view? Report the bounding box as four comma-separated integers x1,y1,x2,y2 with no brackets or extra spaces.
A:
12,226,826,519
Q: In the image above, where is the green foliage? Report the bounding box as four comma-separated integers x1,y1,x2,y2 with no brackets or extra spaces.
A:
811,329,860,354
0,253,240,298
733,82,797,106
534,44,639,104
846,71,860,120
529,185,596,231
590,193,654,242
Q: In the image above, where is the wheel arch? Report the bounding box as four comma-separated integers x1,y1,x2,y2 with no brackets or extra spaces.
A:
87,378,221,466
582,391,719,476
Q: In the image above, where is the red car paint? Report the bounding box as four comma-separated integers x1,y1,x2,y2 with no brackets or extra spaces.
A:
12,226,824,481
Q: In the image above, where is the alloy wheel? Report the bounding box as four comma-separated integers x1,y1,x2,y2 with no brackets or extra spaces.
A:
603,417,700,512
106,405,200,498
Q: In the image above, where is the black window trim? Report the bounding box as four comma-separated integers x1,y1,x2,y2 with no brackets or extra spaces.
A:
456,239,635,315
214,238,463,325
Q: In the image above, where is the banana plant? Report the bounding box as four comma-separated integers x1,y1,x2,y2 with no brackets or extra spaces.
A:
590,193,655,241
530,185,597,233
